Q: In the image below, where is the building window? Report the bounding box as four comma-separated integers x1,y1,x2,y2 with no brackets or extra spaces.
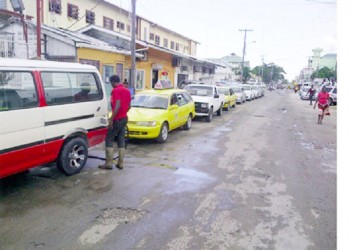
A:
149,33,154,40
117,21,125,30
163,38,168,48
124,69,130,83
175,43,179,51
180,44,184,52
127,25,131,32
79,59,100,71
103,17,114,30
103,65,114,83
136,70,145,90
49,0,62,14
184,46,188,54
86,10,95,24
116,63,123,80
171,41,174,50
67,3,79,19
155,35,160,45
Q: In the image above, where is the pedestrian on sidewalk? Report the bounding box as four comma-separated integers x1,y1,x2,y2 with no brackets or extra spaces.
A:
123,78,129,88
313,86,330,125
307,85,316,105
99,75,131,170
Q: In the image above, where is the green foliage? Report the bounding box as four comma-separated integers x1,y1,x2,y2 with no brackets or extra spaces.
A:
311,67,336,80
251,64,286,84
243,67,251,83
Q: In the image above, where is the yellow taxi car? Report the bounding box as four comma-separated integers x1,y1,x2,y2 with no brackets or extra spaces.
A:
217,86,237,110
127,80,196,143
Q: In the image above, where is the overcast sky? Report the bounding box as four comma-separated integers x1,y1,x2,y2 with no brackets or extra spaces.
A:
108,0,337,80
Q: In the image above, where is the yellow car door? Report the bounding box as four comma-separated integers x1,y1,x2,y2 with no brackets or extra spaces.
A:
176,92,189,126
169,93,181,130
230,88,236,107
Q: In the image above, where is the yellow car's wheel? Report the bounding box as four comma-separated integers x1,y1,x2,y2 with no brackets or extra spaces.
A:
183,115,192,130
157,122,168,143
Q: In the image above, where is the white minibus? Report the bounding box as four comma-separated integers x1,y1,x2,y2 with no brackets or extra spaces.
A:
0,59,108,178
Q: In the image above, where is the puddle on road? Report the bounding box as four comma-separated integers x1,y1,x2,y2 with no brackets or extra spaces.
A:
165,168,215,195
213,126,232,133
175,168,211,179
149,162,179,171
300,142,314,150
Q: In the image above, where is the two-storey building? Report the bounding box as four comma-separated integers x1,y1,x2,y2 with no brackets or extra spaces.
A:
0,0,217,89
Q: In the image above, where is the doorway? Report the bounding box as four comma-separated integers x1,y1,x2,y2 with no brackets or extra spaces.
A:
152,70,159,88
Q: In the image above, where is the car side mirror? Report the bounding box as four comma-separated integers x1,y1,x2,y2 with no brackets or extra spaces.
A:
214,94,219,98
170,104,179,110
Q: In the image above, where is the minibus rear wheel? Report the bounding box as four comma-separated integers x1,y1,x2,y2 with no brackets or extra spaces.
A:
57,137,88,175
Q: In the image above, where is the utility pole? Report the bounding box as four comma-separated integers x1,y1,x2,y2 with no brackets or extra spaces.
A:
239,29,253,83
130,0,136,91
36,0,42,59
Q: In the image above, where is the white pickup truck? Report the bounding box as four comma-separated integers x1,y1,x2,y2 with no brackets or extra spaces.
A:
184,84,225,122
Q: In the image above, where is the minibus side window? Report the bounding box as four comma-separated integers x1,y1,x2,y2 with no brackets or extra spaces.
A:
41,72,103,105
0,71,38,111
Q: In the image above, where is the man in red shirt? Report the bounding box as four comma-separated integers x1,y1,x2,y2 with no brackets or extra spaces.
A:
99,75,131,170
313,86,330,125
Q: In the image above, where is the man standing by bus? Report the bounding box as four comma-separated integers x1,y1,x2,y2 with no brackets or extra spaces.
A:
99,75,131,170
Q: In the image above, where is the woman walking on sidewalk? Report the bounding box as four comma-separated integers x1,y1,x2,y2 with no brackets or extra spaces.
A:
313,86,330,124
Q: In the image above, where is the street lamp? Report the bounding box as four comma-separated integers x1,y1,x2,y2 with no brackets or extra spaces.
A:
10,0,25,13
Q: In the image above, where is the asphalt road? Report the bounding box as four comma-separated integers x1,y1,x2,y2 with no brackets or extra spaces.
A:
0,89,336,250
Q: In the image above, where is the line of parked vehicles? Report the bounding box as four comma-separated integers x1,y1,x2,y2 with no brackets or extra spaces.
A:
0,58,267,178
126,80,266,143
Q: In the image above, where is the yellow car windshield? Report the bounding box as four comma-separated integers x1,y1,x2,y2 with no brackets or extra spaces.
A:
131,94,169,110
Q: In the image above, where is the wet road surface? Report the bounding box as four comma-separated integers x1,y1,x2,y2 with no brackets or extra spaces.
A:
0,89,336,249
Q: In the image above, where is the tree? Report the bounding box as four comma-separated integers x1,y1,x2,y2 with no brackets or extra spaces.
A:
243,66,251,83
310,66,336,80
251,64,286,84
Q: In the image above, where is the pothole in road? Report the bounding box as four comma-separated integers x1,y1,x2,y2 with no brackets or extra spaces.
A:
98,207,148,225
79,207,148,246
253,115,265,118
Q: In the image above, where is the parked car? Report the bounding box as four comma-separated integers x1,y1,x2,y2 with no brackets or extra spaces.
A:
0,58,108,178
184,84,225,122
178,79,205,89
276,84,283,89
241,84,254,101
232,86,246,104
251,85,262,98
217,86,236,110
268,85,275,91
127,81,195,143
254,83,265,97
325,86,337,106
